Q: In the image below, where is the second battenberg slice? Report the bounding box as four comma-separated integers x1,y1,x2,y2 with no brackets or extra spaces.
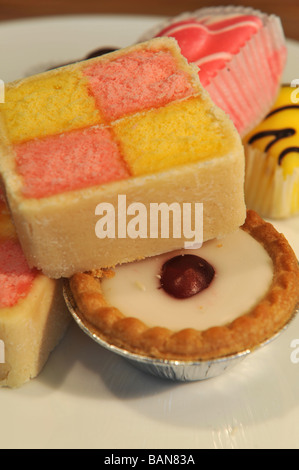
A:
0,37,246,278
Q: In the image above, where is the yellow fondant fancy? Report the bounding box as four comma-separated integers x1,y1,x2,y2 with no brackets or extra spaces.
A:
244,85,299,218
245,86,299,178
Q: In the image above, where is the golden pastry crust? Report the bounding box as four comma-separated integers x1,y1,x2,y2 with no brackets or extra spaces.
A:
68,210,299,361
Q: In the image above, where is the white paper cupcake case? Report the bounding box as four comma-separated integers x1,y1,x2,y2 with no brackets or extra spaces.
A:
244,145,299,219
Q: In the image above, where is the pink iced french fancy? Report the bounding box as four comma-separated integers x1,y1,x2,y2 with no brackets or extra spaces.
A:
155,15,263,87
144,9,287,135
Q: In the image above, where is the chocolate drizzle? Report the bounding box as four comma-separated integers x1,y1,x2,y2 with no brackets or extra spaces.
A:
266,104,299,118
248,104,299,165
160,254,215,299
278,146,299,164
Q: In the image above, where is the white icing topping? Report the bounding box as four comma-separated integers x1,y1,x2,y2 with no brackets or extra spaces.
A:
101,229,273,331
195,52,233,66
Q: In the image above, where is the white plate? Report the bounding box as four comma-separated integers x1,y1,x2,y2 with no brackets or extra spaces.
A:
0,14,299,450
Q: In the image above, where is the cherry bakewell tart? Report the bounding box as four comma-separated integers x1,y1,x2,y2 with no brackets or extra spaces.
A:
67,211,299,365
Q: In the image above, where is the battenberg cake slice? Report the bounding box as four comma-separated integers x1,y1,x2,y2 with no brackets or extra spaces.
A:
0,189,70,388
0,37,246,279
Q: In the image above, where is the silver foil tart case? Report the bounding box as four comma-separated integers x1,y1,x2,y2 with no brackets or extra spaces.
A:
63,279,299,382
